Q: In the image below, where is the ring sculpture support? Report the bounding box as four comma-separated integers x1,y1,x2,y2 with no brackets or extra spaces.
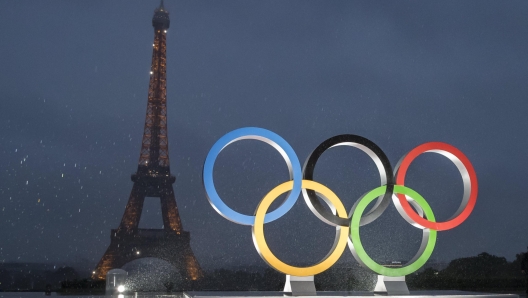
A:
283,275,316,296
374,275,409,295
202,127,478,295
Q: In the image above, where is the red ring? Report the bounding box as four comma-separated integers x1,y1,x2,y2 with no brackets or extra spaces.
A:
396,142,478,231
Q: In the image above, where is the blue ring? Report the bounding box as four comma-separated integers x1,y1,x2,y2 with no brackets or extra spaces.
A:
203,127,302,225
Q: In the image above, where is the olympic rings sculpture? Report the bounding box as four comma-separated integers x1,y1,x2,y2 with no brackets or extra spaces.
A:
203,127,478,277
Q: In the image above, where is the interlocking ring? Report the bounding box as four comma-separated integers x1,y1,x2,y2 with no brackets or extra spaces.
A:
348,185,436,277
203,127,478,277
393,142,478,231
202,127,302,225
252,180,349,276
303,134,394,227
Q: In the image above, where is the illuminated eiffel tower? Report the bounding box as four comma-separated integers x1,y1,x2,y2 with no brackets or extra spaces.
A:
93,0,202,284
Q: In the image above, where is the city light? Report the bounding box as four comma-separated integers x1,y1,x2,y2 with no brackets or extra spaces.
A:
117,285,125,293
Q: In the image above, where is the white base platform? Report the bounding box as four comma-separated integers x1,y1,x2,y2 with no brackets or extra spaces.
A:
183,291,519,298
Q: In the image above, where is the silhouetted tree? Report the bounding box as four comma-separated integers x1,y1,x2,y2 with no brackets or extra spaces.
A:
442,252,508,279
53,266,79,282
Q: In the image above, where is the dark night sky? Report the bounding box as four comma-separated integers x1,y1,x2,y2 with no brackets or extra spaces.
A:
0,0,527,271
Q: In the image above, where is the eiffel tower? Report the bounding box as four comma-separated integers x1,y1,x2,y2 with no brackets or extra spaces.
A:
93,1,202,284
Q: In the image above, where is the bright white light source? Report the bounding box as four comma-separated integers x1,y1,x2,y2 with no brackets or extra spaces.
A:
164,30,167,33
92,271,96,274
117,285,125,293
136,251,140,255
150,71,153,75
153,44,155,46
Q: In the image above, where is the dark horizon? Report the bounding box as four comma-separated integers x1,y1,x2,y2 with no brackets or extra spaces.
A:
1,0,527,272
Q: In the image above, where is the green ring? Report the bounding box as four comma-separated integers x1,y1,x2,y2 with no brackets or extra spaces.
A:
349,185,437,276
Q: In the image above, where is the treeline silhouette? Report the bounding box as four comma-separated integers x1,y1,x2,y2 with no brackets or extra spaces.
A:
1,251,525,292
0,265,85,292
194,252,528,292
408,252,526,292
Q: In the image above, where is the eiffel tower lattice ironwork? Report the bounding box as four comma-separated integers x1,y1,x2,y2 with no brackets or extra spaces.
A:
93,1,202,284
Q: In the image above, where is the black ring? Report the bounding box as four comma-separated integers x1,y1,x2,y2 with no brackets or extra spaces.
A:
302,134,394,227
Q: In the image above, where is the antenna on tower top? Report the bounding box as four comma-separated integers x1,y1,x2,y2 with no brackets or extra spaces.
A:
153,0,170,28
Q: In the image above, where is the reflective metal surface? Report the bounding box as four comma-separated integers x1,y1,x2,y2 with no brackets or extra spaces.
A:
283,275,317,296
203,128,478,279
302,135,394,227
348,185,436,277
393,142,478,231
374,275,410,295
202,127,302,225
252,180,349,276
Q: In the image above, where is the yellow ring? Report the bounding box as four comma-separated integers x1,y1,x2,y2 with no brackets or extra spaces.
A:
252,180,349,276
